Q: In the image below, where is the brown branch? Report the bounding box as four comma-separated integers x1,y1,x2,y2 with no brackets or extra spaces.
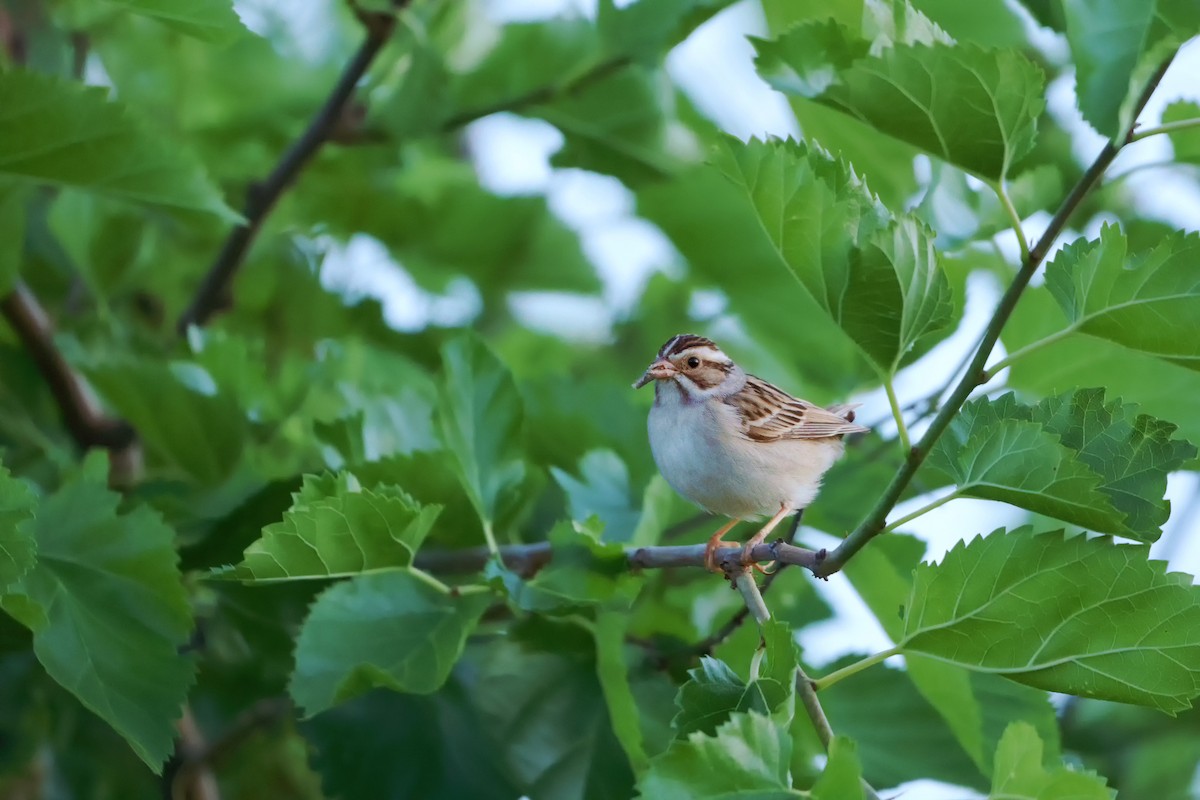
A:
811,55,1177,580
1,282,135,451
170,708,220,800
795,670,882,800
169,697,289,799
175,10,398,333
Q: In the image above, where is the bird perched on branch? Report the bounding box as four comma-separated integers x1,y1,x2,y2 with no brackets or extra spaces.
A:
634,334,867,572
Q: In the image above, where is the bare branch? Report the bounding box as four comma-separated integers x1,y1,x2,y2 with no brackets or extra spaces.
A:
795,670,882,800
1,282,135,452
175,10,399,333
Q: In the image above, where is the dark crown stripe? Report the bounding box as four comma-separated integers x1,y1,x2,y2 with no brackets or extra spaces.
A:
658,333,718,358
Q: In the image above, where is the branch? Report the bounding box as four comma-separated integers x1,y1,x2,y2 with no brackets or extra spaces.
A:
795,670,881,800
169,707,220,800
0,281,135,451
175,10,398,333
811,56,1176,579
170,697,289,796
414,538,824,577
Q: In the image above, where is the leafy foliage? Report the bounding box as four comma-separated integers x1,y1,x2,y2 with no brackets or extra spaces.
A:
1,0,1199,796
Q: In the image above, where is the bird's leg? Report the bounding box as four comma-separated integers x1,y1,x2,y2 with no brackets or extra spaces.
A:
704,519,741,573
740,504,792,568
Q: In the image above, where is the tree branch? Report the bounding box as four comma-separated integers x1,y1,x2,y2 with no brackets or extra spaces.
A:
414,538,824,577
795,670,881,800
175,10,398,333
811,56,1176,579
1,281,135,451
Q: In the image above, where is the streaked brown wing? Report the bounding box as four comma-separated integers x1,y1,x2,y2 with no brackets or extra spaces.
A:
729,376,870,442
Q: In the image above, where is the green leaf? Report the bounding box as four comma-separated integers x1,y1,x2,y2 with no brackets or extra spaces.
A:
0,465,36,589
932,390,1194,541
900,527,1200,713
289,570,490,716
928,394,1119,532
754,21,1045,179
811,736,863,800
1,454,194,771
1043,225,1200,370
597,0,736,64
1162,100,1200,163
1062,0,1199,139
224,472,442,582
989,722,1111,799
638,712,802,799
710,136,953,374
0,71,235,218
438,335,527,536
551,449,642,538
0,182,26,294
82,356,246,484
595,611,649,773
101,0,248,44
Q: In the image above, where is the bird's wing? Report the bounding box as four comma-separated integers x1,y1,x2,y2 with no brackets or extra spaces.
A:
728,376,871,442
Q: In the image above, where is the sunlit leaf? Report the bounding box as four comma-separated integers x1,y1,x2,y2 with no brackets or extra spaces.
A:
901,527,1200,712
101,0,248,44
989,722,1110,799
1162,100,1200,163
223,472,441,582
0,71,235,218
811,736,863,799
290,570,490,716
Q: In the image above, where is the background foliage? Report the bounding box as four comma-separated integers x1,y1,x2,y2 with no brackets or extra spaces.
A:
1,0,1200,797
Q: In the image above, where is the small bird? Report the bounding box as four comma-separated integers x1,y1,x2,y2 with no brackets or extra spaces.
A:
634,334,868,572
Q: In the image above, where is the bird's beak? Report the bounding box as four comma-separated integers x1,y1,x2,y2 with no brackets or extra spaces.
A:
633,358,676,389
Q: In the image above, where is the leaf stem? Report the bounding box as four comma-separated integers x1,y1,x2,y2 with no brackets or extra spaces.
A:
481,520,501,558
982,326,1076,382
993,182,1030,262
879,490,960,535
883,378,911,452
1129,116,1200,143
809,56,1176,579
812,647,901,692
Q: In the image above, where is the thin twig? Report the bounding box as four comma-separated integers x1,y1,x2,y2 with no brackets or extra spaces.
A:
175,11,398,333
170,708,220,800
811,56,1176,579
1,282,135,451
172,697,290,794
795,670,882,800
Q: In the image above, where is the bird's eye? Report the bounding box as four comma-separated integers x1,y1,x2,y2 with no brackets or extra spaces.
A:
687,357,700,369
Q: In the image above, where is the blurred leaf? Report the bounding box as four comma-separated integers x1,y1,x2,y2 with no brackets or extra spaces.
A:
638,712,800,799
0,454,193,771
910,0,1030,46
754,20,1045,180
1162,100,1200,163
990,722,1111,798
302,687,518,800
438,335,527,536
101,0,248,44
595,611,649,772
811,736,863,799
83,356,246,484
597,0,736,63
915,163,1062,250
0,71,235,218
472,637,635,800
0,183,27,294
1062,0,1199,139
1043,225,1200,370
223,472,441,582
712,136,954,374
819,660,986,788
0,465,36,588
551,449,642,537
901,527,1200,713
290,570,491,716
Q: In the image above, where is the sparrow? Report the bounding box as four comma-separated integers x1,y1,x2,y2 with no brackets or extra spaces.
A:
634,334,868,572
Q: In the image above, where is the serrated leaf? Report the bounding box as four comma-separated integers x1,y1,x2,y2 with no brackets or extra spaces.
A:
0,71,235,218
754,20,1044,179
1162,100,1200,164
711,136,953,374
101,0,248,44
290,570,490,716
900,526,1200,713
638,712,802,799
811,736,863,799
989,722,1110,799
0,465,36,589
1062,0,1199,139
439,335,527,536
224,472,441,582
1043,225,1200,371
928,394,1118,531
0,454,194,771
